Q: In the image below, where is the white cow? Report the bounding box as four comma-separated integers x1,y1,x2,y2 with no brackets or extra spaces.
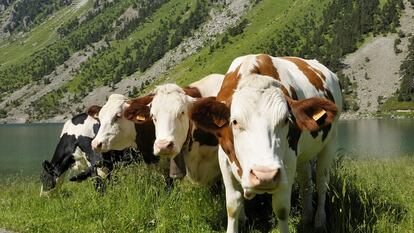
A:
92,74,225,185
190,54,342,232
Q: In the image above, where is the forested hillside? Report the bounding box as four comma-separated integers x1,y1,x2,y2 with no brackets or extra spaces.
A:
0,0,411,122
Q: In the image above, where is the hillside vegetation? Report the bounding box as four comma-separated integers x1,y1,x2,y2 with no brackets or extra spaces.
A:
0,0,410,122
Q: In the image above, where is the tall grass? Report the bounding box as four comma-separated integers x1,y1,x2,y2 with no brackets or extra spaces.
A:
0,157,413,233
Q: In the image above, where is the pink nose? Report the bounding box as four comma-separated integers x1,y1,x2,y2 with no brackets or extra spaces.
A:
92,140,102,151
249,166,280,189
154,140,174,155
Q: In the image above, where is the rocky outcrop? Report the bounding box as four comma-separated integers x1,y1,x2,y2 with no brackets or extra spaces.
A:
341,0,414,115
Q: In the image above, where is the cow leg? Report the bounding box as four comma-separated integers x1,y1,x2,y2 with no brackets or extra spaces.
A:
219,147,243,233
315,138,336,230
272,152,296,233
297,161,314,226
272,187,291,233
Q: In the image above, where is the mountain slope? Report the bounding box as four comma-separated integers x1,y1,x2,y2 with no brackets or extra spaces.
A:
0,0,410,122
341,0,414,116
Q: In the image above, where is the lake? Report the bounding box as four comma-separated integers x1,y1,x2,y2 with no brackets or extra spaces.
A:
0,119,413,177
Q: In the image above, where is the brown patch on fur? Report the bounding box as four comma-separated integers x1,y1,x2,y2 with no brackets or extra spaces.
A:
216,66,241,105
134,119,159,164
286,96,338,132
190,97,242,177
289,85,298,100
313,67,326,81
251,54,280,80
124,95,154,123
190,97,230,131
219,126,243,177
283,57,325,91
280,85,289,96
214,66,244,177
87,105,102,119
183,86,202,98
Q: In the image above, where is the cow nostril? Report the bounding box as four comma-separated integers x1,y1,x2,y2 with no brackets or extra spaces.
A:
249,167,280,187
249,169,260,184
166,141,174,149
97,142,102,148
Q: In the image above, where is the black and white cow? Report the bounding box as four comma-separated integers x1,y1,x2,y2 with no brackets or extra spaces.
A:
40,106,130,197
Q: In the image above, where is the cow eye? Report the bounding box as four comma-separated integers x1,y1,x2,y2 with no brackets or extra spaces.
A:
232,120,238,125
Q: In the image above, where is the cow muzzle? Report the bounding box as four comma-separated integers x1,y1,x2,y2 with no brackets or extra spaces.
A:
92,139,104,152
248,166,280,190
153,139,176,157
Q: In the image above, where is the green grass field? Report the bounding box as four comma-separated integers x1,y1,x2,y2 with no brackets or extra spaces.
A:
1,157,412,233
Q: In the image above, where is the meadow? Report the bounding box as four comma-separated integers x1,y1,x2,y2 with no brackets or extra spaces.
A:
0,156,412,233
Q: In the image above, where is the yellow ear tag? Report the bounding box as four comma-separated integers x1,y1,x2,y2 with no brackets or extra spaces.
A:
136,115,146,122
312,109,327,121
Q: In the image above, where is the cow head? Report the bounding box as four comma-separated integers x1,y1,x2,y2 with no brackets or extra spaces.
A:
92,94,137,152
124,84,197,158
40,160,58,197
40,155,74,197
190,75,338,198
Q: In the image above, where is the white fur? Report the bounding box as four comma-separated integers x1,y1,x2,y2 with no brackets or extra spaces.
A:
189,74,225,97
151,83,193,157
92,94,137,152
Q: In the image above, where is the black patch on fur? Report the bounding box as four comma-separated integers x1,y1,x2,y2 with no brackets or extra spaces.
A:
71,113,88,125
287,121,301,156
77,135,102,166
322,124,332,141
93,123,100,135
192,128,218,146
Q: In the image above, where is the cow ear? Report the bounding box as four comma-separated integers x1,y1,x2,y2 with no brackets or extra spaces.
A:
42,160,53,172
190,97,230,132
183,86,202,98
124,96,153,123
87,105,102,120
286,96,338,132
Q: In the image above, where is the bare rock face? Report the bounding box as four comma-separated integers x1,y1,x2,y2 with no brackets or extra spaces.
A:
342,0,414,115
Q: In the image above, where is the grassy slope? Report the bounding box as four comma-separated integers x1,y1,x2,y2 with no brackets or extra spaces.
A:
0,158,412,233
0,0,93,66
141,0,329,92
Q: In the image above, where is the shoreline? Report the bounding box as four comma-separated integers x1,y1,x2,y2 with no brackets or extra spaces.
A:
1,111,413,124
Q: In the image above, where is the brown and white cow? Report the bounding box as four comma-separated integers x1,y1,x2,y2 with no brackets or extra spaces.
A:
124,80,224,185
92,74,224,184
190,54,342,233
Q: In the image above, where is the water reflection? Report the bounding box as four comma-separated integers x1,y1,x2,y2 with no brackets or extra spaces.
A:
337,119,414,158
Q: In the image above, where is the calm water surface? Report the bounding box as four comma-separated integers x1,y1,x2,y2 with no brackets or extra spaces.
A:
0,119,413,177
